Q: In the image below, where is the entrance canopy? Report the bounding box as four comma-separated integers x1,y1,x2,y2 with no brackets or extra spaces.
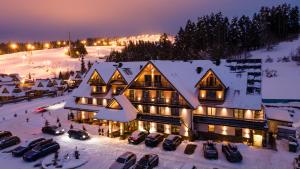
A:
96,95,138,122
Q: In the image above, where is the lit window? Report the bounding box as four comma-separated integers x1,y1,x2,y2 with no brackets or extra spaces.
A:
208,125,215,132
207,107,216,116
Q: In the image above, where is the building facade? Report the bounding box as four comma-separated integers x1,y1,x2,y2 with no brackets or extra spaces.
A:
65,59,267,147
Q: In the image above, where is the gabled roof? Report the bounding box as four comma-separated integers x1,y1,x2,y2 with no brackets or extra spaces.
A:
0,85,24,97
71,61,146,99
107,69,128,85
97,95,138,122
194,68,228,88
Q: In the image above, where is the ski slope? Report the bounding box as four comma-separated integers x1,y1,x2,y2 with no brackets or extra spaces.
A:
0,46,122,79
250,37,300,100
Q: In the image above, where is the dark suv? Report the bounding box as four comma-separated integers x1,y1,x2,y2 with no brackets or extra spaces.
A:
23,141,60,162
42,125,65,135
145,133,164,147
68,129,89,140
128,131,148,145
0,136,21,150
0,131,12,139
162,135,182,151
203,141,218,159
109,152,137,169
132,154,159,169
12,138,46,157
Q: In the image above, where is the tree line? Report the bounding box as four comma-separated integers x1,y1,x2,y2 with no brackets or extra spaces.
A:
107,3,299,62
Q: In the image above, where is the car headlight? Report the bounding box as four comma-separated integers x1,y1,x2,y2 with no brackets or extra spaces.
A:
56,131,60,134
82,135,86,139
61,129,65,132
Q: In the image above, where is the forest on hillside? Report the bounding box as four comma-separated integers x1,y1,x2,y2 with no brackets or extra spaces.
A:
107,3,299,62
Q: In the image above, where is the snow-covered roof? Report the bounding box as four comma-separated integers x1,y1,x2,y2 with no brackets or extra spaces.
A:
64,97,101,112
69,59,262,111
96,95,138,122
0,85,25,97
31,79,54,91
71,61,146,99
150,60,261,110
265,107,293,122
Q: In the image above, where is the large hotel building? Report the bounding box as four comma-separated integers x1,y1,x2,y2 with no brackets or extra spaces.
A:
65,59,267,147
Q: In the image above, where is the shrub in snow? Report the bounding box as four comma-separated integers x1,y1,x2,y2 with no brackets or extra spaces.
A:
265,69,278,78
282,56,290,62
265,56,273,63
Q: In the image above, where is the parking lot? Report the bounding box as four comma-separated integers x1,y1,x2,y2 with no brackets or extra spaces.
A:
0,95,295,169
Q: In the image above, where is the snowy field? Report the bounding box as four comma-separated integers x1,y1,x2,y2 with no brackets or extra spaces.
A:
0,46,122,79
250,37,300,100
0,96,296,169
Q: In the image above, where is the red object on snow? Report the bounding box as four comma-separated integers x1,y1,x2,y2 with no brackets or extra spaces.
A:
35,107,47,113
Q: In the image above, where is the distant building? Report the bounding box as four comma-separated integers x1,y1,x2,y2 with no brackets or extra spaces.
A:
0,74,20,86
67,71,85,88
0,85,25,102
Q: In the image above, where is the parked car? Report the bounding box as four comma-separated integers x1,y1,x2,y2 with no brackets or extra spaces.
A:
162,135,182,151
23,141,60,162
109,152,137,169
68,129,89,140
12,138,46,157
203,141,218,159
0,131,12,139
145,133,164,147
180,164,197,169
0,136,21,150
42,125,65,135
222,143,242,162
132,154,159,169
128,131,148,145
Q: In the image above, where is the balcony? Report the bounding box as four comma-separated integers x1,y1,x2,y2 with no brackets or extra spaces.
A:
199,84,223,90
130,81,173,90
137,113,181,126
129,97,189,108
193,114,267,130
89,80,106,86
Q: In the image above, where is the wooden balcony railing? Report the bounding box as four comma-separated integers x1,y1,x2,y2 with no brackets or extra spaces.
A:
131,81,173,89
129,97,189,107
199,84,223,90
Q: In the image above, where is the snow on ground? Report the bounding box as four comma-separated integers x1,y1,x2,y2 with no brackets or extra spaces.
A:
0,96,296,169
250,37,300,100
0,46,122,79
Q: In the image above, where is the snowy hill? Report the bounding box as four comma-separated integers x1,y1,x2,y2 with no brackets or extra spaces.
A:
0,46,122,79
250,37,300,100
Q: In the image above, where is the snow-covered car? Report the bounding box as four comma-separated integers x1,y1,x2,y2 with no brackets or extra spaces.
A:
0,131,12,140
109,152,137,169
203,141,218,159
23,141,60,162
180,164,197,169
67,129,90,140
222,143,242,162
12,138,46,157
0,136,21,150
128,131,148,145
132,154,159,169
145,133,164,147
42,125,65,135
162,135,182,151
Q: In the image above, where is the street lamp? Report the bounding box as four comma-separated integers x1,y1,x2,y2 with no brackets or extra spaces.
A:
10,43,18,50
44,43,50,49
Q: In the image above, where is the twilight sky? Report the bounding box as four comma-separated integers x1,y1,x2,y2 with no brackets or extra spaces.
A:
0,0,299,42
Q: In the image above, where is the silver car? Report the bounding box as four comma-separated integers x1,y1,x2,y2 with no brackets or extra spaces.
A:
109,152,137,169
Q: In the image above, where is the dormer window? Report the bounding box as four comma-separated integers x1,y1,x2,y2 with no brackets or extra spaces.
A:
195,69,227,102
